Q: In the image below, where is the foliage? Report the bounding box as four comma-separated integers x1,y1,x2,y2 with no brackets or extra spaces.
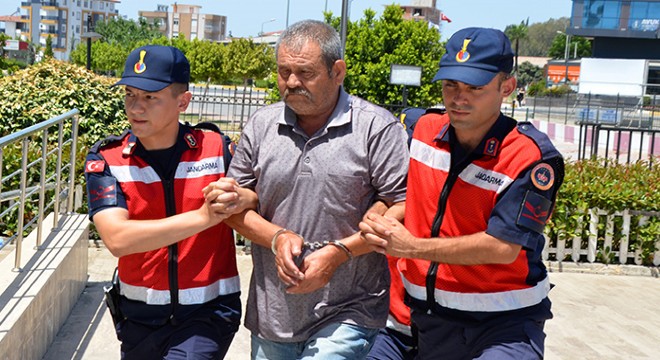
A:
504,20,528,74
549,158,660,265
0,58,127,145
94,17,163,49
70,40,129,75
224,38,275,85
44,35,54,58
186,38,226,83
548,33,592,59
518,17,570,57
526,81,547,97
316,5,443,108
516,61,544,88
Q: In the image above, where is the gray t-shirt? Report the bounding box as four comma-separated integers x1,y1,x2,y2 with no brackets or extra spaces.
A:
228,89,409,342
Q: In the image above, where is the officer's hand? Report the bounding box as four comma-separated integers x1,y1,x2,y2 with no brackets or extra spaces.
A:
360,213,415,258
273,231,305,286
202,178,240,214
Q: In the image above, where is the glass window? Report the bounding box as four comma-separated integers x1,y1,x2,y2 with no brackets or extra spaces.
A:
582,0,621,30
629,1,660,32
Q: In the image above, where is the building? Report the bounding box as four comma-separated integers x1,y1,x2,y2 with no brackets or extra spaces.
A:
567,0,660,95
18,0,120,61
400,0,441,28
139,3,227,42
0,15,28,38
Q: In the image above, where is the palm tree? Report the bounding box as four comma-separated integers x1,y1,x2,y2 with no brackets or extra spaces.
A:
504,19,529,75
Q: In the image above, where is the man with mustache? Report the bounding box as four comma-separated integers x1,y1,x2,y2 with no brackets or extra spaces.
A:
207,19,409,359
360,27,564,359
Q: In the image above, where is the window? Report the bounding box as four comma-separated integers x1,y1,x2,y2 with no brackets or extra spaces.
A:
75,25,80,33
629,1,660,32
582,0,621,30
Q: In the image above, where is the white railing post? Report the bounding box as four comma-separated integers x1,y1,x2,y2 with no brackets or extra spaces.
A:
620,209,630,264
36,128,48,248
587,208,599,263
14,138,30,271
571,215,583,262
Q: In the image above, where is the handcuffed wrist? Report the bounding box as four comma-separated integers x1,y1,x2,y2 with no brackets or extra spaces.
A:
271,228,289,255
328,240,353,260
270,228,303,255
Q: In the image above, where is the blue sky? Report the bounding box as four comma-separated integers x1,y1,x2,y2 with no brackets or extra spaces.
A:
1,0,573,40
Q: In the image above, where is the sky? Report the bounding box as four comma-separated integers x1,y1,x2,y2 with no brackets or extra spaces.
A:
1,0,573,40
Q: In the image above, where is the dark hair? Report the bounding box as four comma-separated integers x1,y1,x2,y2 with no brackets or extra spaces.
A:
169,82,189,97
276,20,342,74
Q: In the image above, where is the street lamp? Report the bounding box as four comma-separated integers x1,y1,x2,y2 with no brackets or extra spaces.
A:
557,30,571,84
260,18,276,36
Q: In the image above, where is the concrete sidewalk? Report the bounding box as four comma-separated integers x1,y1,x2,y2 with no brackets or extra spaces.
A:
43,243,660,360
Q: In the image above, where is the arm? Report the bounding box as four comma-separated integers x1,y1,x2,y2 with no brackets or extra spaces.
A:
360,212,520,265
98,177,252,257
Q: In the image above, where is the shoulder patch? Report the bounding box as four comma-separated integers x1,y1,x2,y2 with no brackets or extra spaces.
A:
530,163,555,191
85,160,105,173
87,176,118,211
517,190,552,234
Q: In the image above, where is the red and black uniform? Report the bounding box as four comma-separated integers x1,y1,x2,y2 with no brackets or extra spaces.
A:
400,112,564,359
85,123,240,357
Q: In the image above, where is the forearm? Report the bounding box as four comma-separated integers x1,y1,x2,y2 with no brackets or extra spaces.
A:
224,209,281,249
95,207,222,257
400,231,521,265
341,201,405,258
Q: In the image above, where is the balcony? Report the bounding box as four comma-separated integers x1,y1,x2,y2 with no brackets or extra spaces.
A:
41,15,59,21
41,1,58,7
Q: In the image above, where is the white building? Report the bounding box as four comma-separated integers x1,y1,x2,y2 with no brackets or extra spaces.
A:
19,0,120,61
139,4,227,42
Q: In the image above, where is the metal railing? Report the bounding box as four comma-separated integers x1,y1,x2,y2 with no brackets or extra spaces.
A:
0,109,80,270
182,84,268,136
576,122,660,167
517,93,660,130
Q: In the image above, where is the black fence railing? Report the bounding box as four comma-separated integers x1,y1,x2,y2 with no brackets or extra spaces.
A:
577,122,660,168
513,93,660,130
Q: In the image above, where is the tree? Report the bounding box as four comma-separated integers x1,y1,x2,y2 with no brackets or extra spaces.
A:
516,61,544,88
94,17,163,49
518,18,570,57
187,38,226,83
504,20,528,75
224,38,275,85
548,33,592,59
44,35,55,58
320,5,443,108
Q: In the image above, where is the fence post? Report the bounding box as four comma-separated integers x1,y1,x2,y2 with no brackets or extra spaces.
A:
14,138,30,271
571,215,582,262
620,209,630,264
36,129,48,248
53,122,64,228
547,96,552,122
587,208,598,263
564,92,570,124
67,115,79,213
615,93,620,127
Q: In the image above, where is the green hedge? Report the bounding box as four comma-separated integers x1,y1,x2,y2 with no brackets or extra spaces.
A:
548,158,660,265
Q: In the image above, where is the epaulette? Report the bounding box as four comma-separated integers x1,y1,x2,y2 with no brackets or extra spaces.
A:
424,107,446,115
190,121,222,134
516,122,562,161
89,129,131,153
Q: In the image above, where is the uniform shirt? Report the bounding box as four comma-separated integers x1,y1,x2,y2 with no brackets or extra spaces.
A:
228,89,409,342
85,124,240,325
400,112,563,322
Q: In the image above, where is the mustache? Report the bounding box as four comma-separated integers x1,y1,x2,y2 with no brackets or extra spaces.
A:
284,87,312,99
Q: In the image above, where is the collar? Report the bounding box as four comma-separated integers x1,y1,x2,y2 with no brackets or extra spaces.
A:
123,124,198,156
277,87,352,134
434,113,517,158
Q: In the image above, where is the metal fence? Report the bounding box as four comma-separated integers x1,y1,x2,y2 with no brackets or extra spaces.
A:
0,109,80,270
181,84,268,136
576,123,660,166
510,93,660,130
